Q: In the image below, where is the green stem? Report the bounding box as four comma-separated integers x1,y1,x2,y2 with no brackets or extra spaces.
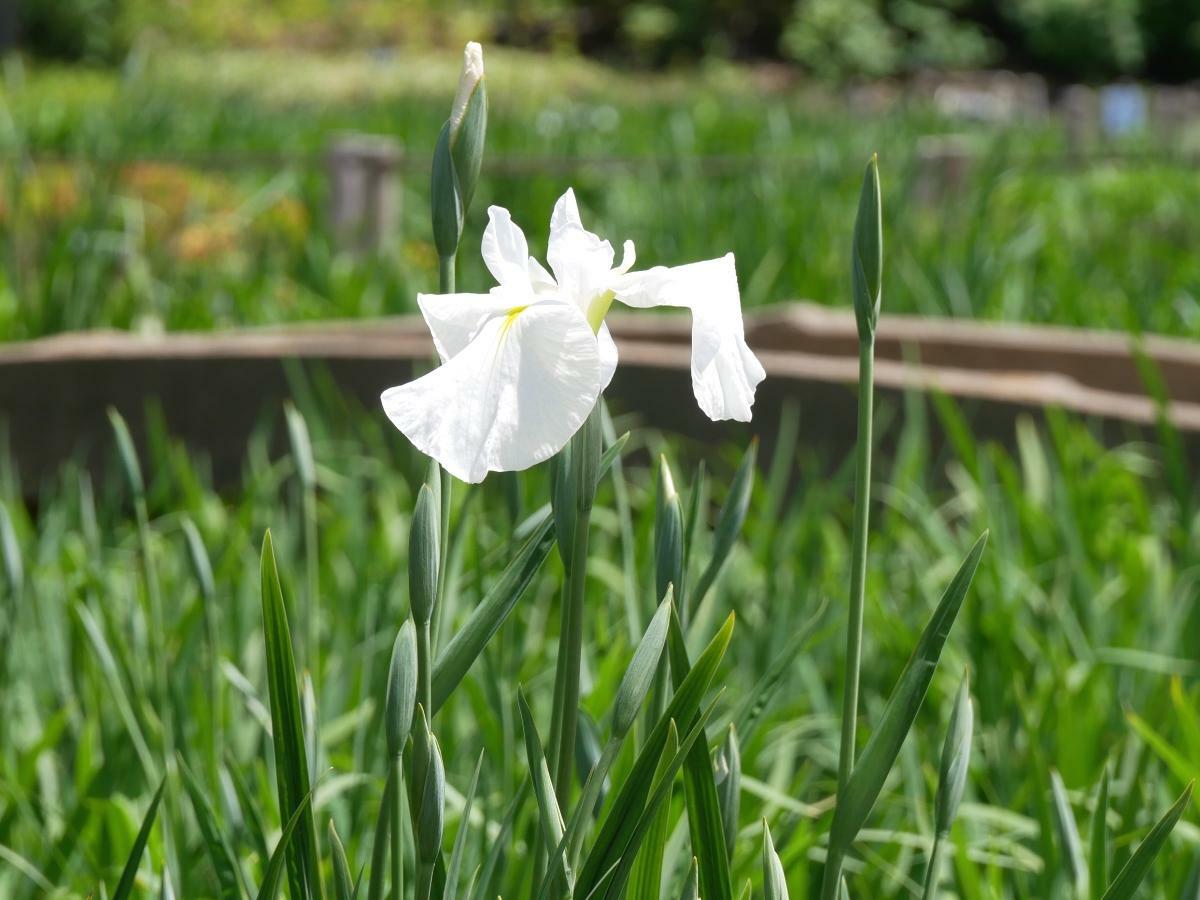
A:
921,834,944,900
552,501,592,803
439,254,455,294
417,620,433,729
367,770,392,900
825,337,874,899
391,757,405,900
837,337,875,792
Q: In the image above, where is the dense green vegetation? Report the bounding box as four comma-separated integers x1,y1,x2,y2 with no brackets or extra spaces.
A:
1,47,1199,342
1,380,1197,896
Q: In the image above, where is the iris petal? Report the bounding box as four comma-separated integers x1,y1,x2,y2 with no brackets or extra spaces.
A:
613,253,765,422
382,300,602,483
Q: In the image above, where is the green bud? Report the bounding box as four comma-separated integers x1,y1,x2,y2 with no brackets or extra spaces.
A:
654,455,684,605
851,154,882,341
431,42,487,261
714,723,741,860
417,731,445,865
409,484,439,625
107,407,144,500
385,620,417,757
934,670,973,837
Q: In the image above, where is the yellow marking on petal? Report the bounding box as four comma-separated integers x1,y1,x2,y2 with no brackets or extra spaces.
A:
586,290,615,333
499,305,528,338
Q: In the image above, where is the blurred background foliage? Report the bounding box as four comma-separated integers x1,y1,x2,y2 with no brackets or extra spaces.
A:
10,0,1200,83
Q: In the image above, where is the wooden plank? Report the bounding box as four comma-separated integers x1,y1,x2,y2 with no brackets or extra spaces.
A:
4,306,1199,491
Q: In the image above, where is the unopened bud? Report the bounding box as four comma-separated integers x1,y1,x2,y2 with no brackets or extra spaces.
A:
409,484,439,625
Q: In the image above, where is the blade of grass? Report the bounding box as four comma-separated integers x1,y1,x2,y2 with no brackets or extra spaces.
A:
260,530,323,900
823,531,987,899
666,607,733,900
112,777,165,900
1100,781,1194,900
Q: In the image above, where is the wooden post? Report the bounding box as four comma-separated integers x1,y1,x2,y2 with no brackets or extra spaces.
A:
914,135,975,206
327,134,403,254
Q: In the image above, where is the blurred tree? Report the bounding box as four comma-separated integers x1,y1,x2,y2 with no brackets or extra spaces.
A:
18,0,130,64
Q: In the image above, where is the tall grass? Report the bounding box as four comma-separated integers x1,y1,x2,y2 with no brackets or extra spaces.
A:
0,375,1195,895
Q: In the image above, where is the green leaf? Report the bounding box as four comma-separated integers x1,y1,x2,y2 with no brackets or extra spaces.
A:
469,780,528,900
328,820,355,900
283,402,316,491
1050,769,1087,897
1100,781,1194,900
178,756,248,899
613,593,673,739
432,513,554,712
678,857,699,900
828,532,987,859
255,792,315,900
627,722,680,900
517,688,570,883
763,821,789,900
107,407,144,499
260,530,323,900
692,439,757,613
444,752,483,900
578,613,734,895
666,607,733,900
714,724,741,861
933,671,973,836
1089,766,1110,900
112,777,165,900
594,695,722,899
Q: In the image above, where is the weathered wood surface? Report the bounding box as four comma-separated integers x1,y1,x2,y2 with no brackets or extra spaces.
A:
5,303,1200,489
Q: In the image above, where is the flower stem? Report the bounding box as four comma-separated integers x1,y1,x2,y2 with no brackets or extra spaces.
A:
303,480,319,686
837,336,875,790
920,834,944,900
391,757,405,900
417,620,433,732
552,503,591,802
826,335,874,897
439,253,456,294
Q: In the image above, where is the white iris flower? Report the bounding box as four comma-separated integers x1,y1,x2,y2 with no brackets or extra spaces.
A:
382,189,766,483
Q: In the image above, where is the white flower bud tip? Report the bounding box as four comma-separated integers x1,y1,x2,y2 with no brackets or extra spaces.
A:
449,42,485,137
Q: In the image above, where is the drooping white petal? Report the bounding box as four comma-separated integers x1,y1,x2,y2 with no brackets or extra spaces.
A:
597,322,618,389
417,291,519,362
482,206,534,289
547,189,615,305
613,253,765,422
382,301,602,483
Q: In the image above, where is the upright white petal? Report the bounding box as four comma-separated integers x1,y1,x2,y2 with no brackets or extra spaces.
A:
547,189,615,306
416,291,516,362
613,253,765,422
382,301,602,483
482,206,534,289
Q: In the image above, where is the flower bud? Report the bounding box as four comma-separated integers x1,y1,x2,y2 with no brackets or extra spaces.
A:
385,620,417,758
851,154,882,341
417,727,445,865
409,484,439,626
431,42,488,260
654,455,683,605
